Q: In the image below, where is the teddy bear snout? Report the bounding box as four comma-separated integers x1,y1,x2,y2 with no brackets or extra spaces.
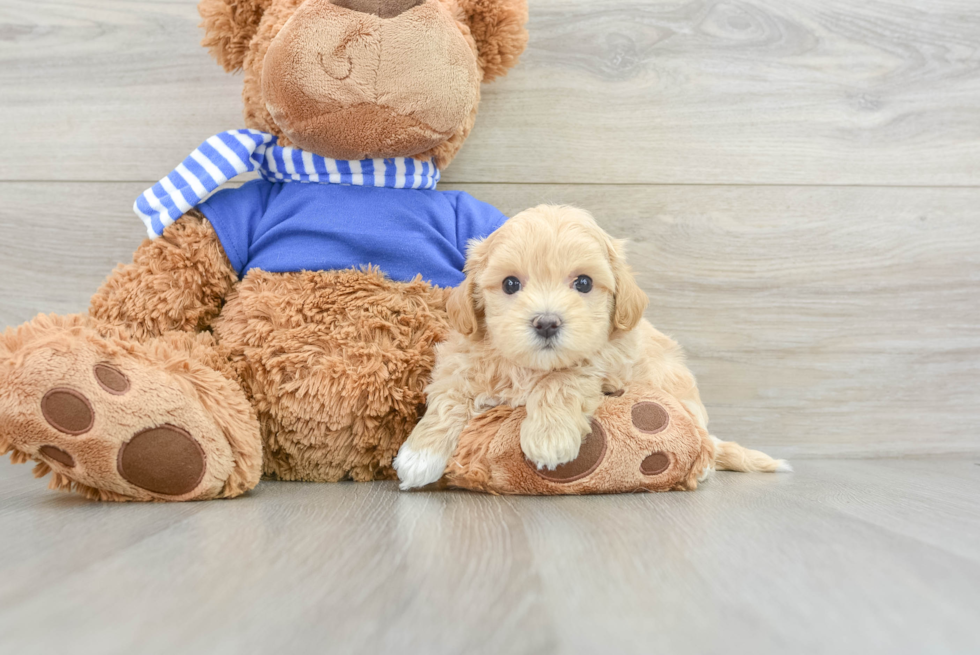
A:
330,0,425,19
262,0,480,161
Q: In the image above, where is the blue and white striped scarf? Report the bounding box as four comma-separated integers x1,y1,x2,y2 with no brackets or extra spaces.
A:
134,129,441,238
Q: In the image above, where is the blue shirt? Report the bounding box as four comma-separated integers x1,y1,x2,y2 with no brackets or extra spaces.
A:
198,180,507,288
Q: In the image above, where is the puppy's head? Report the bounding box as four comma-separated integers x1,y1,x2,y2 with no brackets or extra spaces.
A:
448,205,648,370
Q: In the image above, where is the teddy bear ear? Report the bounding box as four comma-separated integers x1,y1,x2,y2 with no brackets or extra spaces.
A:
456,0,529,82
198,0,271,73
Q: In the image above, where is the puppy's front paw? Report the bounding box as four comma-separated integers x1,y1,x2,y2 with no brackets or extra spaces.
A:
393,443,449,490
520,418,585,470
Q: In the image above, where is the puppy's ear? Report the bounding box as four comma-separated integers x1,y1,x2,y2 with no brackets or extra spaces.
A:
447,238,490,338
199,0,270,73
447,274,480,337
457,0,529,82
608,238,648,332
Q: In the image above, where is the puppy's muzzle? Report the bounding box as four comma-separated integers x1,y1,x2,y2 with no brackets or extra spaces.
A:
531,314,563,340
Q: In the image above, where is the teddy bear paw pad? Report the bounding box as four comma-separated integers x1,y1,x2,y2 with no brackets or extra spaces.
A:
528,420,607,483
117,425,206,496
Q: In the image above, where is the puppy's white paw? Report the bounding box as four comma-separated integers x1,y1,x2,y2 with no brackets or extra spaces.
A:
393,443,448,490
520,420,584,470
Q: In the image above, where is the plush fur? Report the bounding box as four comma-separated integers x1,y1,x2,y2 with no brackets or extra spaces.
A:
455,0,528,82
0,0,527,500
214,267,451,482
89,210,238,341
395,205,788,492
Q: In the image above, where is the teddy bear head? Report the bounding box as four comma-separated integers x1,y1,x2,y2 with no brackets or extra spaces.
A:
199,0,528,169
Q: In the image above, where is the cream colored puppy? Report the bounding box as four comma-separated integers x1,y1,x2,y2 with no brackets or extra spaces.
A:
394,205,788,489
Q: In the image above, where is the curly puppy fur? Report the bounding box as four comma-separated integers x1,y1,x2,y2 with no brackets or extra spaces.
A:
395,205,789,489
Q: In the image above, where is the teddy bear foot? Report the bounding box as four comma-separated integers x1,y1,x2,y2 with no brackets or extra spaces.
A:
0,315,262,501
442,386,716,495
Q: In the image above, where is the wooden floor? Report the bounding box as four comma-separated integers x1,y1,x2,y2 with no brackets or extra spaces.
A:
1,459,978,654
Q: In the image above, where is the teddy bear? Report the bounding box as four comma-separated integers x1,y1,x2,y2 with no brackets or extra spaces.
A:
0,0,531,501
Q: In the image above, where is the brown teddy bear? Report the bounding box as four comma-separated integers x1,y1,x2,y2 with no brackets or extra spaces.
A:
0,0,530,501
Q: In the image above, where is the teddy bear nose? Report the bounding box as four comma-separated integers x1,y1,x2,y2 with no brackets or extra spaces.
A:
330,0,425,19
532,314,563,340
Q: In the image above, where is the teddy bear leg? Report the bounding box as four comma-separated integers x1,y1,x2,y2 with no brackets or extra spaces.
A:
444,387,717,495
0,314,262,501
213,268,451,483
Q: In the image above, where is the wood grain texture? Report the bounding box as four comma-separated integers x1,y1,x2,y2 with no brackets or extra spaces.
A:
2,182,978,457
1,458,979,655
2,0,980,184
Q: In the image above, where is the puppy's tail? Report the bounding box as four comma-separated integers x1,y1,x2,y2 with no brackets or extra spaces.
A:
712,437,792,473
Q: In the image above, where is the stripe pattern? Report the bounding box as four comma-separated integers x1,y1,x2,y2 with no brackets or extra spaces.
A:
134,129,441,238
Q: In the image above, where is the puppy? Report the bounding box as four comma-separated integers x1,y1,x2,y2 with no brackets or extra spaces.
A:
394,205,788,489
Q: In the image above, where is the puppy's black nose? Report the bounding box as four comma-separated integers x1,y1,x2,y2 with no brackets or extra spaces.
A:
532,314,563,339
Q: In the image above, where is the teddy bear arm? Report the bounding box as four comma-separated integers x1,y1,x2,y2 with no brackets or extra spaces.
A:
89,210,238,341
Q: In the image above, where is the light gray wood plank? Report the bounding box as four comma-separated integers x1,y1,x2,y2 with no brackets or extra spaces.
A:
2,181,978,457
0,463,553,655
0,459,979,654
767,457,980,563
0,182,149,320
511,462,980,655
2,1,980,184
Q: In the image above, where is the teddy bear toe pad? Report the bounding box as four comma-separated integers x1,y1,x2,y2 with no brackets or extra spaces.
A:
38,445,75,468
631,402,670,434
40,388,96,435
639,451,671,476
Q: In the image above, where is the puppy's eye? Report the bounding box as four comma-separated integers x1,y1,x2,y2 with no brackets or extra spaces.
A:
502,276,522,295
573,275,593,293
